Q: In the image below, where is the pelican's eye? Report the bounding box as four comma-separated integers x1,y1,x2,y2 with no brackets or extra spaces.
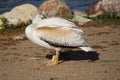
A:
42,17,44,19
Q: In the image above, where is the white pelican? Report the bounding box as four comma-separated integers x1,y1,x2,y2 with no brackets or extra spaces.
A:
25,15,92,66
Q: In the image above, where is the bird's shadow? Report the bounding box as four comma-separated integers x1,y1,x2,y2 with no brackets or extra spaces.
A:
46,50,99,62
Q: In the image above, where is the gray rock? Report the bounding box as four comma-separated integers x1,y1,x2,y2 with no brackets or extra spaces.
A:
73,10,91,25
0,4,39,25
12,34,26,40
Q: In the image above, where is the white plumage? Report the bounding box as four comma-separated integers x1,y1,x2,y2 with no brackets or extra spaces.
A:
25,15,92,66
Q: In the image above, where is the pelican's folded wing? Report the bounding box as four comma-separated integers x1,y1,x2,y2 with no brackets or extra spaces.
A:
36,27,88,48
36,17,83,33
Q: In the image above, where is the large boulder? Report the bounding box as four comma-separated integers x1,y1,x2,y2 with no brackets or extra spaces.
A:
38,0,73,18
94,0,120,17
0,4,39,25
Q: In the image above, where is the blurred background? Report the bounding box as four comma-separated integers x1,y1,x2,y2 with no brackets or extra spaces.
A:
0,0,99,14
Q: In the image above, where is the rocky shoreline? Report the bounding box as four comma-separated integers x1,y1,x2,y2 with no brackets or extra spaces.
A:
0,0,120,28
0,0,120,40
0,0,94,28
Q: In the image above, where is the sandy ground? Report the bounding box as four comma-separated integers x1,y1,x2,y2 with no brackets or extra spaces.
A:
0,26,120,80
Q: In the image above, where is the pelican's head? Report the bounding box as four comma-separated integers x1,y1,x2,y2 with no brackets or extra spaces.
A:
32,15,46,24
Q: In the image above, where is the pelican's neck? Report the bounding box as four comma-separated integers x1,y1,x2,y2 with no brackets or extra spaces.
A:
32,20,41,24
25,24,37,40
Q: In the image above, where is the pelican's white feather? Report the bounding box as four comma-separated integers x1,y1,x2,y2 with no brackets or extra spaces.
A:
25,15,92,52
36,27,85,47
36,17,83,33
25,24,54,49
80,47,92,52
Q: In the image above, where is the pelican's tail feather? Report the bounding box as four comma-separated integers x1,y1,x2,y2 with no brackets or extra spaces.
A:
79,47,92,52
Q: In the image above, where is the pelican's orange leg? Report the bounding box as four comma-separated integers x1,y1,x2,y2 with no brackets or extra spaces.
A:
44,50,60,66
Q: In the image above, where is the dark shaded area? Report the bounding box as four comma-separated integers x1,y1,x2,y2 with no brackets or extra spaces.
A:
46,50,99,62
